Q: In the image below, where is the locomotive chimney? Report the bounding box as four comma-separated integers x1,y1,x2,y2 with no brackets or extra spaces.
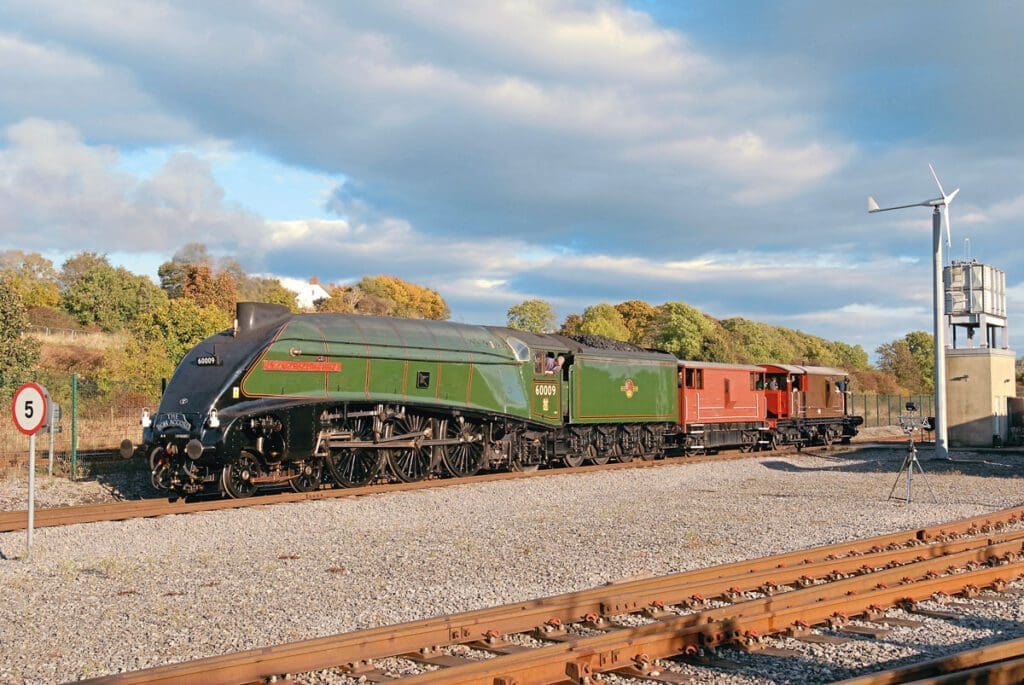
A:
235,302,292,336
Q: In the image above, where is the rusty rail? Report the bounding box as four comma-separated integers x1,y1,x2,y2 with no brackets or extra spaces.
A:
0,450,772,533
833,635,1024,684
73,506,1024,685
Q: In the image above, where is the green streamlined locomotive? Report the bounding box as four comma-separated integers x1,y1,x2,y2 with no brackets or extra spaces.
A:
142,302,679,499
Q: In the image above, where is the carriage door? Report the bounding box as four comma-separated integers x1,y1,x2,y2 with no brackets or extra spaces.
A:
532,351,562,423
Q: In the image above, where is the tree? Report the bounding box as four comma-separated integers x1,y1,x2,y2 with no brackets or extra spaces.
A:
181,264,237,315
0,276,40,395
357,275,450,320
102,297,233,396
60,263,165,331
579,304,630,341
559,313,582,336
158,242,214,298
58,252,110,292
0,250,60,308
876,331,934,394
654,301,736,361
240,276,298,311
615,300,658,346
315,284,357,313
507,299,556,333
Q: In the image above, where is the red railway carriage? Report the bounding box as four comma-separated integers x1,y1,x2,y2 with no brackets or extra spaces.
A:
761,364,857,446
676,361,770,452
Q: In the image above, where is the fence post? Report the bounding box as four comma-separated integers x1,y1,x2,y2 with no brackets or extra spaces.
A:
70,373,78,480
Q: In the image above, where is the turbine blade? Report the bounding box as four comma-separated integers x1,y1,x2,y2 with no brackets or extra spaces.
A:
929,163,947,199
867,196,880,212
946,187,960,204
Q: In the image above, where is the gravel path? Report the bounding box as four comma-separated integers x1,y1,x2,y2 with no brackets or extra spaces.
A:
0,445,1022,683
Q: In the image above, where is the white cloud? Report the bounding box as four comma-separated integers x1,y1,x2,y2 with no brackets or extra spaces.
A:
0,119,263,252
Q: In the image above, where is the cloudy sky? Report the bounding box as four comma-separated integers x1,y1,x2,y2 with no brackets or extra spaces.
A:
1,1,1022,355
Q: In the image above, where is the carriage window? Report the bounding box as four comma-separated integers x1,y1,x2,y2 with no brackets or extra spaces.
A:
684,368,703,389
750,373,761,390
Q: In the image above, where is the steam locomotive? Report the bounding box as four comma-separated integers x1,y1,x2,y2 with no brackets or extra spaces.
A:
135,302,861,499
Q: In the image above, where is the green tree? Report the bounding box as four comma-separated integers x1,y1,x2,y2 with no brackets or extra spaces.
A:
876,331,933,393
58,252,110,292
507,299,556,333
0,276,40,395
615,300,658,346
60,263,164,331
579,304,630,341
102,297,233,395
655,301,736,361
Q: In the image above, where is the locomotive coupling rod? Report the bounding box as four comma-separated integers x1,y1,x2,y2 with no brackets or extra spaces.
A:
327,436,477,450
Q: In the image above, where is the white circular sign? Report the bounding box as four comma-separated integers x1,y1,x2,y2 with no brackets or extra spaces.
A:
11,383,48,435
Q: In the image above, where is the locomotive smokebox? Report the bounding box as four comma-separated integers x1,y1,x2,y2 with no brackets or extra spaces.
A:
235,301,292,336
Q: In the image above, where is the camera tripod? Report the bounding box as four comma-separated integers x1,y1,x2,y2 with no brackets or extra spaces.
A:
887,413,938,504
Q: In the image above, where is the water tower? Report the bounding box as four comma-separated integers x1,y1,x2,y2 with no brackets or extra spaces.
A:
943,259,1016,446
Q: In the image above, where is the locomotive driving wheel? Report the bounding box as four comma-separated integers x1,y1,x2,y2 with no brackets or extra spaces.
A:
149,446,170,491
221,450,260,499
289,460,323,493
325,418,383,488
387,412,433,482
440,417,485,478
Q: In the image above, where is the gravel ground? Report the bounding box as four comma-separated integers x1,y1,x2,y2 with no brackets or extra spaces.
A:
1,443,1022,684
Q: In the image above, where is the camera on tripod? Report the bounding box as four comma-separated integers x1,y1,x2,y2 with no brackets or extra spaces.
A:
898,402,924,435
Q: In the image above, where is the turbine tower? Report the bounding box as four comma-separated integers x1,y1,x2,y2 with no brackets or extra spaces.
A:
868,165,959,460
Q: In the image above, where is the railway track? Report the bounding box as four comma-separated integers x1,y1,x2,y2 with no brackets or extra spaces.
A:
76,505,1024,685
835,635,1024,684
0,447,799,533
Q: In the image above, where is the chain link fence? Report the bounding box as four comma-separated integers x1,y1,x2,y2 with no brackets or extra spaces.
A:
1,374,151,476
848,394,935,428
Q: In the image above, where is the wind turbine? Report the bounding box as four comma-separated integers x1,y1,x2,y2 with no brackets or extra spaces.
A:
868,166,960,460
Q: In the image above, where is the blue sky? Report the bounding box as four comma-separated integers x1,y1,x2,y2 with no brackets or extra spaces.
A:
1,1,1022,355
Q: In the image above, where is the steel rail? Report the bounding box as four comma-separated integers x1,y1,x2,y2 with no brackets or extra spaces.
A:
72,509,1024,685
832,635,1024,684
0,449,793,533
401,558,1024,685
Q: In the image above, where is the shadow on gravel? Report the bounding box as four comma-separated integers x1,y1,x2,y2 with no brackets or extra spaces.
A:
759,446,1024,481
83,456,158,501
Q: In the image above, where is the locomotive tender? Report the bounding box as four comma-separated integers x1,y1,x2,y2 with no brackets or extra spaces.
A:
139,302,861,499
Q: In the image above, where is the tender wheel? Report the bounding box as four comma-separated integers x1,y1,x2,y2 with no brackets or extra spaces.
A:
149,447,170,491
325,418,383,488
440,417,485,478
584,443,610,466
387,412,432,482
289,460,323,493
221,451,260,499
562,451,585,467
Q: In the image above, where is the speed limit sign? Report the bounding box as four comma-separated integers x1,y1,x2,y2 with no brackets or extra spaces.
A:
11,382,48,435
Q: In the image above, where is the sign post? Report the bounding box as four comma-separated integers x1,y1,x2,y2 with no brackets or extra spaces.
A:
11,382,49,559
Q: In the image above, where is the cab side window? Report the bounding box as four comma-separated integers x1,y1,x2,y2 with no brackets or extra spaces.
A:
684,368,703,389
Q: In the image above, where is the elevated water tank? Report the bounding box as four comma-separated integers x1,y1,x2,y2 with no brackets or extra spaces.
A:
943,259,1007,349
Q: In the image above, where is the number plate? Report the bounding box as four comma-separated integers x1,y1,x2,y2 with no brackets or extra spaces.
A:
196,355,219,366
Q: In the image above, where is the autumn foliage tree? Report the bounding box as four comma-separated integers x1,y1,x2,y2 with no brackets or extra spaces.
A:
356,275,450,319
